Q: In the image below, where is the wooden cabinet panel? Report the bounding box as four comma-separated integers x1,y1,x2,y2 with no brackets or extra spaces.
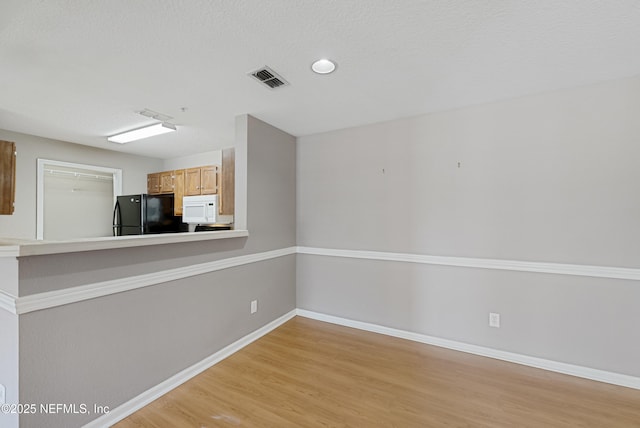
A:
147,173,160,194
159,170,174,193
0,140,16,215
201,165,218,195
185,167,202,196
220,148,235,216
173,169,185,216
185,166,218,196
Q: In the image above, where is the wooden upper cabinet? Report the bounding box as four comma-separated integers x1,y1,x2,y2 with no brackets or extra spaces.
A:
0,140,16,215
185,165,218,196
185,167,202,196
219,148,235,216
159,170,174,193
147,172,160,194
147,164,220,217
201,165,218,195
173,169,185,216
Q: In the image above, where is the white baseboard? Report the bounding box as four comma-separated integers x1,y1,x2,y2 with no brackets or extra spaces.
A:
83,307,639,427
83,309,297,428
295,309,640,391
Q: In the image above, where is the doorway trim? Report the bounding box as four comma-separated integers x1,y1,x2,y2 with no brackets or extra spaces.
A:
36,159,123,240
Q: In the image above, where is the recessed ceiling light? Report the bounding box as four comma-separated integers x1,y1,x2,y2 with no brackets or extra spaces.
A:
311,59,336,74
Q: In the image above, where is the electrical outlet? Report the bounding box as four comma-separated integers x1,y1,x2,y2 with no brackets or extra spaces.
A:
489,312,500,328
250,300,258,314
0,384,5,405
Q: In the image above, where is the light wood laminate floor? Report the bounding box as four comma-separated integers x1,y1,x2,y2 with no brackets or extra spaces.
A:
115,316,640,427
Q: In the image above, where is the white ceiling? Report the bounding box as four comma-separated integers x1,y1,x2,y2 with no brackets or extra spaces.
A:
1,0,639,159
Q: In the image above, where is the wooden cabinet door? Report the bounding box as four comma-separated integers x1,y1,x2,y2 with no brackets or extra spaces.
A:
201,165,218,195
147,173,160,194
220,148,235,215
173,169,185,216
185,167,202,196
159,170,174,193
0,140,16,215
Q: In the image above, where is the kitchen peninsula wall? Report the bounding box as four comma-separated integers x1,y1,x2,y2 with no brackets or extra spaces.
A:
0,129,164,240
10,115,295,428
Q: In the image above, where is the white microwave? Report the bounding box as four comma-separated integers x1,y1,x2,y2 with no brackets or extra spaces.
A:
182,195,217,224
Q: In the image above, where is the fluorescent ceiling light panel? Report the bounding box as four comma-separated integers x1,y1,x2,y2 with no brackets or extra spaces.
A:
108,122,177,144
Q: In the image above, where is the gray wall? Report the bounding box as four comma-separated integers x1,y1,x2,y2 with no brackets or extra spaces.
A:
246,115,297,252
162,149,222,170
0,308,19,428
0,129,164,239
16,115,296,427
296,75,640,377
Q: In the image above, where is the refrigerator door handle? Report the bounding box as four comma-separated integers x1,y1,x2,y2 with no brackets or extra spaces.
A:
140,195,146,234
112,200,121,236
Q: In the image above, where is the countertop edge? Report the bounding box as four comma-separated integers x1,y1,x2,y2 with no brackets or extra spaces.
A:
0,230,249,257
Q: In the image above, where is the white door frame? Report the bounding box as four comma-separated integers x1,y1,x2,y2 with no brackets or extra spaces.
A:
36,158,123,240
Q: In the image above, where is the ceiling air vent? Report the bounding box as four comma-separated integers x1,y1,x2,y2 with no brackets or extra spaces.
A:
248,66,289,89
136,108,173,122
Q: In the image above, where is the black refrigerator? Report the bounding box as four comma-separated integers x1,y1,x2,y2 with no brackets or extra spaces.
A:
112,194,182,236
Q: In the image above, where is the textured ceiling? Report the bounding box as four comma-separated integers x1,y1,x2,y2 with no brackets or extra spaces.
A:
1,0,639,159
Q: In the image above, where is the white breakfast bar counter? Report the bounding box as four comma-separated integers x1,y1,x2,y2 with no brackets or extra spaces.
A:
0,229,249,257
